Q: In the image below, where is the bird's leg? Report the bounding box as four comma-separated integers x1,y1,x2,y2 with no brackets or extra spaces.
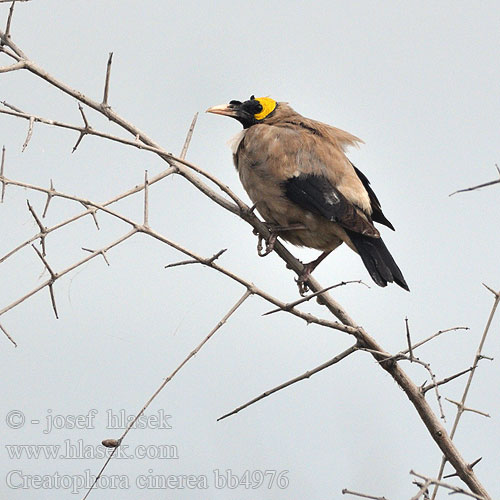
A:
254,223,306,257
296,250,332,295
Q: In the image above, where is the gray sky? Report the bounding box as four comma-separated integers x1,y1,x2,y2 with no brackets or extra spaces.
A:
1,1,500,498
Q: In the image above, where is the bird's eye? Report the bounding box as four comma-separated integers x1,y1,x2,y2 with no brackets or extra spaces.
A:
229,100,241,105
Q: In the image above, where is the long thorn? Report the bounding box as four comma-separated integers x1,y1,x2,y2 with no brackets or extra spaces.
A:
102,52,113,106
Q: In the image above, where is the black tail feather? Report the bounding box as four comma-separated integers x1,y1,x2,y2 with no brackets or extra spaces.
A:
346,230,409,291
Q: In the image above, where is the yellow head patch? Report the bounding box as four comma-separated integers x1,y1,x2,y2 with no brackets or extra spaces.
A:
254,97,277,120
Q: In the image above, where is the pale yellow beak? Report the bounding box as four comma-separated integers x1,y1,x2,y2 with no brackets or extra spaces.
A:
206,103,238,118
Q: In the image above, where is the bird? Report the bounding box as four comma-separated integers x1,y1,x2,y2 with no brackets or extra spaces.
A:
207,95,409,292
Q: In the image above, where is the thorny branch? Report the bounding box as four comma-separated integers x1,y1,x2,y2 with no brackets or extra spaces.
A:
449,164,500,196
218,344,359,421
430,286,499,499
411,470,487,500
0,13,495,499
81,290,252,500
342,489,389,500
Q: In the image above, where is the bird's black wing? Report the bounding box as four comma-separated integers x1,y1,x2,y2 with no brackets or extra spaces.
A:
283,173,379,237
284,173,409,290
352,164,394,230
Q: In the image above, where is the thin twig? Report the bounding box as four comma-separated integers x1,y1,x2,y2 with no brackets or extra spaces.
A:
27,200,47,255
411,471,487,500
381,326,469,364
41,179,55,217
218,344,358,421
409,357,445,420
0,60,24,72
422,367,474,394
0,322,17,346
0,167,176,264
263,280,367,316
102,52,113,106
444,457,483,479
445,398,490,418
449,165,500,196
21,115,34,151
81,290,251,500
0,106,244,210
0,231,136,318
405,317,414,361
0,174,360,337
1,145,5,202
341,488,389,500
0,99,23,112
431,286,500,499
165,248,227,269
180,112,198,160
82,247,110,266
4,0,15,39
143,170,149,227
31,244,58,319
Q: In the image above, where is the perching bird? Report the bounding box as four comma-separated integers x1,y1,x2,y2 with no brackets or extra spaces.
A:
207,96,409,292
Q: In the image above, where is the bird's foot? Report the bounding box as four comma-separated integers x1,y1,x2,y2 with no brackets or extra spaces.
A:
295,250,332,295
257,231,278,256
295,263,314,295
254,223,306,257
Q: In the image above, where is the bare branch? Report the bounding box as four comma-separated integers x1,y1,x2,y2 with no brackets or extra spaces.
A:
0,106,244,211
31,244,58,319
180,112,198,160
482,282,500,298
218,344,358,421
1,145,5,202
449,165,500,196
445,398,490,418
0,231,136,319
262,280,368,316
41,179,55,217
26,200,47,254
0,175,357,339
445,458,483,479
4,0,15,39
165,248,227,269
81,290,252,500
381,326,469,364
0,60,24,72
422,367,474,394
143,170,149,227
342,488,389,500
21,115,34,151
82,247,110,266
0,99,23,112
102,52,113,107
0,166,173,264
417,361,445,420
405,317,414,361
411,471,487,500
431,287,500,498
71,104,92,153
77,103,89,128
0,322,17,346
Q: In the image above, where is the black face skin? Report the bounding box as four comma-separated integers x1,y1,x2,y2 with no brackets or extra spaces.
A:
228,96,264,128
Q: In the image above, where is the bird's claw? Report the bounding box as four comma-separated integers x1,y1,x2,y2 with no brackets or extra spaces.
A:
295,264,313,295
257,232,277,257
